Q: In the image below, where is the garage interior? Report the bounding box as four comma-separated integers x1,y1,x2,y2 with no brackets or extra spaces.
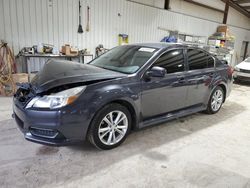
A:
0,0,250,187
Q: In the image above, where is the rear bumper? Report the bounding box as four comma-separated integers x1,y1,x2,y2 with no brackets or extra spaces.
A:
13,98,91,146
227,79,233,98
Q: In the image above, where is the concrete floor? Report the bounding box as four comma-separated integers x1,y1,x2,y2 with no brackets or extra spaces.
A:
1,84,250,188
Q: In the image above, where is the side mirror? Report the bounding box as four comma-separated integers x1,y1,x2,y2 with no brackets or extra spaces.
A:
146,66,166,78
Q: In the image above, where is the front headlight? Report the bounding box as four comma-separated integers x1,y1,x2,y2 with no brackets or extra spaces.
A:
234,66,240,72
26,86,86,109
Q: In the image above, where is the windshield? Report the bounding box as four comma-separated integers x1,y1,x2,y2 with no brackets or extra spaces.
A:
244,57,250,62
90,45,158,74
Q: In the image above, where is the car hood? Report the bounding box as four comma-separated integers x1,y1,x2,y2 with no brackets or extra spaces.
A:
31,59,127,93
236,62,250,70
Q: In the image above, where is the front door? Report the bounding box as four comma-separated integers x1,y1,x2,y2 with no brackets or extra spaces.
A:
141,49,188,119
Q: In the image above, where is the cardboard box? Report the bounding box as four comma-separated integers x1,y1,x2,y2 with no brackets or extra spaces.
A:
12,73,29,84
13,73,29,93
217,25,230,37
62,45,79,56
65,45,71,56
62,44,71,55
70,47,79,56
0,80,15,96
217,26,228,33
0,73,29,96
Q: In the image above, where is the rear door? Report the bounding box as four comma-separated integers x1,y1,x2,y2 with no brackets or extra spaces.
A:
141,49,189,119
185,48,215,107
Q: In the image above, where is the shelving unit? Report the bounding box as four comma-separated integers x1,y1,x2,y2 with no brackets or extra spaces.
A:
207,38,235,65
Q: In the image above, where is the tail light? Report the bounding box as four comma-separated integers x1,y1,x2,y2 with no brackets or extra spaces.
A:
227,66,234,76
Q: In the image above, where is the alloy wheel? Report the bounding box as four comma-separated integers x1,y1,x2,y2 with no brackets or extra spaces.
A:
211,89,223,112
98,110,128,146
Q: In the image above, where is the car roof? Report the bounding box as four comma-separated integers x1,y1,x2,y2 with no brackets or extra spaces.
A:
128,42,188,49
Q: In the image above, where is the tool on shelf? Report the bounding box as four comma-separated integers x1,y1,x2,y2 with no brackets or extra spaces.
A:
86,6,90,32
77,0,83,33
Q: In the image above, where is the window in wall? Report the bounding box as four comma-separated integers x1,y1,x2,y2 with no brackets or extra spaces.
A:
154,49,185,74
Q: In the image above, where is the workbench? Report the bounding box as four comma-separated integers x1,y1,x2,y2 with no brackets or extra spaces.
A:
20,53,94,81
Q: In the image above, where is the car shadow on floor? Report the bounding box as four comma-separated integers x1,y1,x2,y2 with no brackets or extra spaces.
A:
233,80,250,86
0,101,247,187
59,101,246,179
71,100,245,153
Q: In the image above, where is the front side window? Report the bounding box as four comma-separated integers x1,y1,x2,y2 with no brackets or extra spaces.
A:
154,49,185,74
187,49,215,70
90,45,158,74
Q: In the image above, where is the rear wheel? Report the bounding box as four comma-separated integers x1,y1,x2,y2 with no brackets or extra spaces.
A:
205,86,224,114
88,103,131,150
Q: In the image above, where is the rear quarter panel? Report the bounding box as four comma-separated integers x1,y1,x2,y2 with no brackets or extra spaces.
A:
206,62,232,104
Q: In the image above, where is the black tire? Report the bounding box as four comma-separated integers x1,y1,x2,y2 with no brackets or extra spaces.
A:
205,86,224,114
234,78,239,84
88,103,131,150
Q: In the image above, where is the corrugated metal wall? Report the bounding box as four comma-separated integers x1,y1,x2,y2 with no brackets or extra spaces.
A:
0,0,250,69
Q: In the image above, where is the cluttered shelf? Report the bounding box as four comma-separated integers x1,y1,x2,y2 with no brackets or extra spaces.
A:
18,43,94,63
1,41,111,96
20,53,94,58
18,44,94,82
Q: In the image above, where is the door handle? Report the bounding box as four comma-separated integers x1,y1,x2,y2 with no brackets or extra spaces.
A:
188,76,205,83
207,72,215,77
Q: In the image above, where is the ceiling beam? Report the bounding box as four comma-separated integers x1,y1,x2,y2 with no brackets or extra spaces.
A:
184,0,224,13
234,0,250,4
221,0,250,18
240,5,250,9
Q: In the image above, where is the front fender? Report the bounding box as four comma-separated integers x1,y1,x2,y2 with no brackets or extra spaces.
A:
86,83,141,126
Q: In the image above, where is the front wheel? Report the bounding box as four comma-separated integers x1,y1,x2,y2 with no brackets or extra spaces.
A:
205,86,224,114
88,103,131,150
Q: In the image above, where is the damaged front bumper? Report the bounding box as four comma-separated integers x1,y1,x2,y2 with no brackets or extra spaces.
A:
13,97,90,146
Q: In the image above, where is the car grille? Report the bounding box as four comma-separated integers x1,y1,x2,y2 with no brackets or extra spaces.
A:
30,127,59,139
240,69,250,73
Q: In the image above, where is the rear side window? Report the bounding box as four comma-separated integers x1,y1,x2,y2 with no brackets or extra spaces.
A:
154,49,185,74
207,55,215,68
187,49,215,70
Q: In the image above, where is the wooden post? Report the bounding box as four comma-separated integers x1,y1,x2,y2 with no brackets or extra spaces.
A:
164,0,170,10
243,42,249,60
223,0,230,24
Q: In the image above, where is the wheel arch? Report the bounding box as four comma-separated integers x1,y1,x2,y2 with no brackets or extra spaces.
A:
110,99,138,131
87,97,139,137
206,82,227,106
217,84,226,102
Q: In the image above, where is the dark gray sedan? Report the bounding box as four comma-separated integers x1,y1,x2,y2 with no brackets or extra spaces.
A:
13,43,233,150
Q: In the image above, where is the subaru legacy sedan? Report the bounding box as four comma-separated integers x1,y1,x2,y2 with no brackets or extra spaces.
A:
13,43,233,150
